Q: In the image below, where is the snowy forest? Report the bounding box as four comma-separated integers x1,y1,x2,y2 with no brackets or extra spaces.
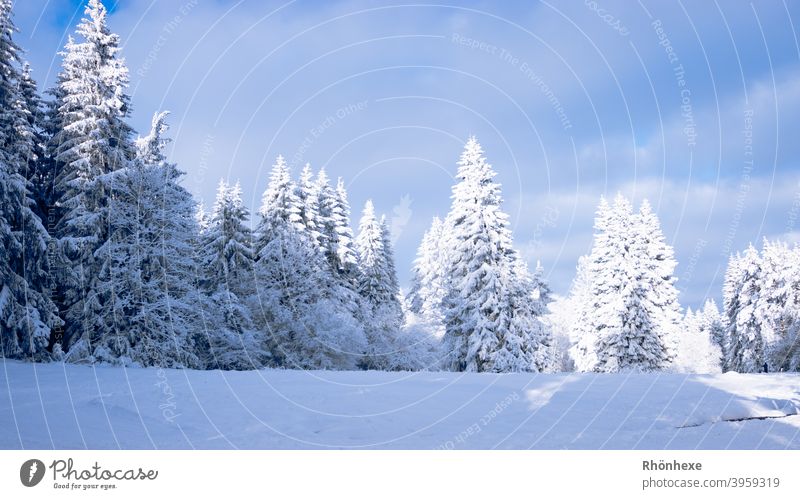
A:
1,0,798,376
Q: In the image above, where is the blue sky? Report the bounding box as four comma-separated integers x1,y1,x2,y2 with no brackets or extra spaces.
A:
11,0,800,308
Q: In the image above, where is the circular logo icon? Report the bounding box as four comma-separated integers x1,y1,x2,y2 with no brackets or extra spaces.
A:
20,459,45,487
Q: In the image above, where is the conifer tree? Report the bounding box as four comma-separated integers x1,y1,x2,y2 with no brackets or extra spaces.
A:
440,137,550,372
50,0,136,352
65,111,201,367
0,0,60,360
408,216,448,324
698,299,726,369
354,203,405,369
199,179,268,370
254,159,367,369
294,163,322,246
724,245,764,373
580,195,673,372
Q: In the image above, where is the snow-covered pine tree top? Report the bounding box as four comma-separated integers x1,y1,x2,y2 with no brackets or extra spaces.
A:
355,200,396,303
355,200,383,274
53,0,135,182
332,177,358,269
204,178,254,289
379,214,401,296
294,162,322,245
722,252,743,317
408,215,448,317
530,260,553,314
725,243,765,372
256,155,303,251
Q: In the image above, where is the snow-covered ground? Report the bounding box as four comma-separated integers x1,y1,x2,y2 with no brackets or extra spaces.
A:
1,360,798,449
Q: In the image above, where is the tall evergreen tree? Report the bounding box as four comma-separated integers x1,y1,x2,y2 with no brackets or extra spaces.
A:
0,0,60,360
355,201,394,306
65,111,201,367
724,245,764,373
199,179,268,370
51,0,136,352
631,200,682,363
294,163,322,247
16,62,49,220
253,158,367,369
568,255,596,371
379,215,402,311
311,170,358,279
440,137,549,372
408,216,448,325
530,260,553,316
254,155,302,255
353,203,405,369
699,298,726,369
580,195,673,372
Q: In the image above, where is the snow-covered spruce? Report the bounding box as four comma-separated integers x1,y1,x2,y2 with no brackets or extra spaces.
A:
0,0,61,360
253,157,367,370
673,307,722,374
50,0,137,355
408,216,448,327
723,240,800,373
440,137,551,373
198,178,269,370
353,201,405,369
66,112,202,367
724,245,765,373
571,195,675,373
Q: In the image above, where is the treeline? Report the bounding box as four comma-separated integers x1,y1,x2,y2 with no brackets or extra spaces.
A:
543,197,800,374
1,1,796,374
0,1,416,370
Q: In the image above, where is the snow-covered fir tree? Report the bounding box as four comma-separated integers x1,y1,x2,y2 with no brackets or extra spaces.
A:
724,245,765,373
253,157,367,370
310,170,359,281
294,163,322,247
199,179,268,370
16,62,49,220
440,137,551,372
331,178,360,279
353,202,405,369
355,201,395,309
567,255,596,371
254,155,303,254
194,201,210,235
698,298,726,369
580,195,673,372
673,307,722,374
65,111,202,367
758,239,800,371
379,216,401,307
50,0,137,353
544,295,577,372
0,0,61,360
408,216,448,326
492,257,553,372
632,200,682,362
